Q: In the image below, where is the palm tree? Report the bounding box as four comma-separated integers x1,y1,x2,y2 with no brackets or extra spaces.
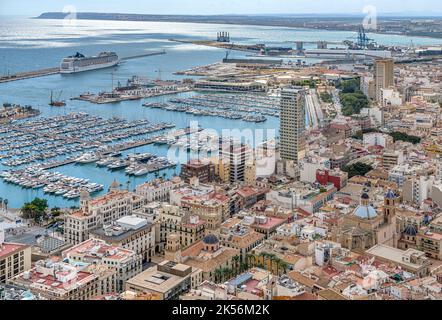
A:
4,199,9,211
214,268,223,283
265,253,275,271
0,197,3,211
246,254,256,269
221,267,232,282
259,252,268,270
279,261,289,275
232,255,240,276
266,254,278,274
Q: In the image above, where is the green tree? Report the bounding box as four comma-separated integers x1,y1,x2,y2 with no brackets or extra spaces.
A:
320,92,333,103
232,255,241,276
214,268,223,283
50,207,63,218
279,261,289,275
342,162,373,178
20,198,48,223
340,92,369,116
246,254,256,269
389,132,421,144
338,78,361,93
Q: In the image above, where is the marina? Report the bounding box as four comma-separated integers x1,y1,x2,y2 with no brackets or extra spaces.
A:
143,101,267,122
1,16,440,208
143,92,281,122
0,112,201,201
0,167,104,200
0,112,176,167
75,152,176,176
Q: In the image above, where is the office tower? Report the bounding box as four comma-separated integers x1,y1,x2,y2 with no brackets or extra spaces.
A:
374,58,394,102
280,87,306,163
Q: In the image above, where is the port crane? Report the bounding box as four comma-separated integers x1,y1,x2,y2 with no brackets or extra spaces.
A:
357,27,375,49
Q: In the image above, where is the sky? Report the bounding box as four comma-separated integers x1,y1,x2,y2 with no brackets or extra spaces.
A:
1,0,442,16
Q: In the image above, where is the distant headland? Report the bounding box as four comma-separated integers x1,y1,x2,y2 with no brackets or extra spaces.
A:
36,12,442,39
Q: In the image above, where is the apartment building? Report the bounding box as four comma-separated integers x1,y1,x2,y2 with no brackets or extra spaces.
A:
8,259,116,300
62,238,142,292
280,86,306,164
135,177,183,203
64,185,144,245
0,228,31,283
156,204,206,252
90,215,155,262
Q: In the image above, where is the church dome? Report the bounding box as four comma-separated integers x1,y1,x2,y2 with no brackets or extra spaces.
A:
385,190,397,199
203,234,219,245
353,205,378,219
361,193,370,200
404,224,417,236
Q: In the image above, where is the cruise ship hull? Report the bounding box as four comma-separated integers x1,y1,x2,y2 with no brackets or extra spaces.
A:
60,60,120,74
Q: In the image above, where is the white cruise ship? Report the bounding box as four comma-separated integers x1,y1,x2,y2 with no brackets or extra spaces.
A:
60,52,119,74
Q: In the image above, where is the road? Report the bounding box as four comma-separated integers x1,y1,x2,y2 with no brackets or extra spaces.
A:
332,89,342,115
5,226,47,246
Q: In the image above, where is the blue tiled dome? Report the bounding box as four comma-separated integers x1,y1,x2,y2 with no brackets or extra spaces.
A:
385,190,397,199
404,224,417,236
203,234,219,245
353,205,378,219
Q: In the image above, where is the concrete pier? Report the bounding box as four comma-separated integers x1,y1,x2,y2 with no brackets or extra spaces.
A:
0,50,166,84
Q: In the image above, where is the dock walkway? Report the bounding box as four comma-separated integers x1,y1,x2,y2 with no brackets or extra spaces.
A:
40,126,201,170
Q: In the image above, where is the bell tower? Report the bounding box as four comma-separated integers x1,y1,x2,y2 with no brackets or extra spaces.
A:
80,189,90,214
164,233,181,263
383,189,398,224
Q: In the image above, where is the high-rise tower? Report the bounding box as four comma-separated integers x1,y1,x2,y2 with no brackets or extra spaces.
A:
279,86,306,164
374,58,394,102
